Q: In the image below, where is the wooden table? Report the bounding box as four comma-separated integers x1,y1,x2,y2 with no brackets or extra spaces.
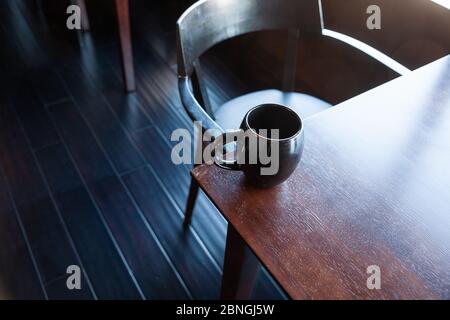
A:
192,55,450,299
78,0,135,92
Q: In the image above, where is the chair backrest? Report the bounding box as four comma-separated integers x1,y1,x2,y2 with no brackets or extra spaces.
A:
176,0,322,77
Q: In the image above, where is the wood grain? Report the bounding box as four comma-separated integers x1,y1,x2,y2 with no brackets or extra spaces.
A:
193,55,450,299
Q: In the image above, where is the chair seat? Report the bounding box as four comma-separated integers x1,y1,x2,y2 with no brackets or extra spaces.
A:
214,89,332,130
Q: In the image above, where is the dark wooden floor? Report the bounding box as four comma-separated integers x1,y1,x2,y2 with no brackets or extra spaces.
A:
0,0,285,299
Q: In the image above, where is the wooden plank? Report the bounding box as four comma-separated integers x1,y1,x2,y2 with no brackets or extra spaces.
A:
81,47,151,132
35,142,142,299
123,166,222,299
0,98,90,298
47,100,115,183
90,174,191,299
58,64,145,175
14,81,60,150
45,276,93,300
0,168,45,299
27,68,70,106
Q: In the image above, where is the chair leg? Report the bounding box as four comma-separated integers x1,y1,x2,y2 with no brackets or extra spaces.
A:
184,178,199,227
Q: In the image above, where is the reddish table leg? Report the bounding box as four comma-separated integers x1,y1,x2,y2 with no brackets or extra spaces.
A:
221,224,260,299
115,0,135,92
77,0,90,31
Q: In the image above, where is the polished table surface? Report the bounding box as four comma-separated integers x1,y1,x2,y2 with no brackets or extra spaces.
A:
192,55,450,299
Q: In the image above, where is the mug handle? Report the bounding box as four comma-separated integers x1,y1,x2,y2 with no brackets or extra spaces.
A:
211,131,242,171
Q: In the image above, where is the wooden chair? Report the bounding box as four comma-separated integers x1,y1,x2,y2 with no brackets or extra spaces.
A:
177,0,407,225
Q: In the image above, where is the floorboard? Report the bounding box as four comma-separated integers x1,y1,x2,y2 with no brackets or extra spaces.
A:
0,97,91,299
123,166,222,299
90,174,191,299
35,142,142,299
58,63,146,175
14,82,61,150
0,166,45,299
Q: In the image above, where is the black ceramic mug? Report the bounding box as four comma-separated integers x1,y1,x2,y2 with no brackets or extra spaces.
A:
211,103,304,188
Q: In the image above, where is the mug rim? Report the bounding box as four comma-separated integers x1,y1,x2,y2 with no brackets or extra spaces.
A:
244,103,303,142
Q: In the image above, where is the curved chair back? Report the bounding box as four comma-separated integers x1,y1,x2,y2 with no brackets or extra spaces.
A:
176,0,322,131
177,0,321,77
